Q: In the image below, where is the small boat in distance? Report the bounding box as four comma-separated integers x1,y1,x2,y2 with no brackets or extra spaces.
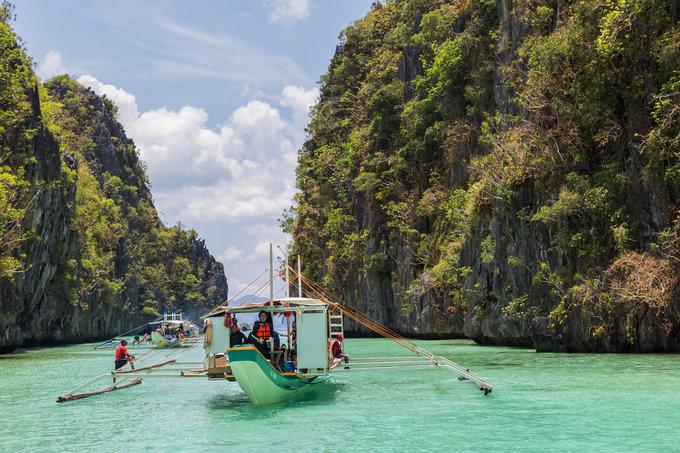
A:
92,309,200,350
150,310,199,349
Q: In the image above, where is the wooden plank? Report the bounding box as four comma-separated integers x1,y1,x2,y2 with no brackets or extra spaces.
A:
56,378,142,403
180,369,207,377
112,358,176,374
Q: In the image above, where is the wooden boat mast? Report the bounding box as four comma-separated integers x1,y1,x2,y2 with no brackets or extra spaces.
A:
285,244,290,298
269,243,274,306
285,244,291,352
297,255,302,298
269,243,274,357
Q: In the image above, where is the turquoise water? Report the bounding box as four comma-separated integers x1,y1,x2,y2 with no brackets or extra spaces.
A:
1,339,679,452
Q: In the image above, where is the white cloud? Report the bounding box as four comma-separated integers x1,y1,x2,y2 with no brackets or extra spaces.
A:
269,0,311,23
77,76,316,226
77,76,311,296
38,50,67,80
252,242,271,260
221,246,244,261
280,85,319,143
154,176,295,222
86,9,309,86
77,75,139,125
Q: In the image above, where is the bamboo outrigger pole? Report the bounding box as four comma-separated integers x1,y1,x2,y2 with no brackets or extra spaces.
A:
111,358,176,374
287,264,493,394
57,379,142,403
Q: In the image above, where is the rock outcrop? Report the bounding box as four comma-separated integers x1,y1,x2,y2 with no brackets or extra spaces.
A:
292,0,680,351
0,13,228,352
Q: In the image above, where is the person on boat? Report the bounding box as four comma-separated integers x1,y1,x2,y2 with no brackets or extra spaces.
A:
331,334,350,363
250,310,274,358
114,339,135,371
177,324,187,340
142,333,151,342
132,335,141,346
229,319,248,346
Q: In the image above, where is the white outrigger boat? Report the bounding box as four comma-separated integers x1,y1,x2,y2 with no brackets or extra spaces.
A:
150,310,199,349
92,309,199,351
203,297,340,405
58,244,492,404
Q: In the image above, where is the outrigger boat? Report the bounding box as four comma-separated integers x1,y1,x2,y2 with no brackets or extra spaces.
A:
150,310,199,349
199,244,492,405
57,244,492,405
92,309,199,350
203,298,337,404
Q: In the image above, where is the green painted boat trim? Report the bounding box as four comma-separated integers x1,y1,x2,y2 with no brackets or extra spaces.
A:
227,347,316,405
150,331,183,348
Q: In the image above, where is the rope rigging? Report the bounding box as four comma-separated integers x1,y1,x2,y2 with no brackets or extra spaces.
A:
285,264,493,394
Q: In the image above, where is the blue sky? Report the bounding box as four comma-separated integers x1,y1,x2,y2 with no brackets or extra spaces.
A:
13,0,373,296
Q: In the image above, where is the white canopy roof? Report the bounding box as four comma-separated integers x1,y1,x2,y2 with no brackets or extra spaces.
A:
203,297,327,318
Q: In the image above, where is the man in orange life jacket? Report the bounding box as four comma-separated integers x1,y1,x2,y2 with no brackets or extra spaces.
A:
250,310,274,359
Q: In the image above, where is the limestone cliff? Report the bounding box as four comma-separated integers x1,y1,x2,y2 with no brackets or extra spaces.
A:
0,12,228,352
291,0,680,351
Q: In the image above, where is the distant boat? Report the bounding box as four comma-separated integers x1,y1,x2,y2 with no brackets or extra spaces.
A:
149,311,199,349
150,330,184,348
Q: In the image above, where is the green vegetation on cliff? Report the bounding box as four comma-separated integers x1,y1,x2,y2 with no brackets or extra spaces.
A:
291,0,679,351
40,75,219,315
0,4,227,350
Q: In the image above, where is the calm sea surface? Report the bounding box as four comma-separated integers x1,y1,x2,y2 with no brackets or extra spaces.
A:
1,338,679,452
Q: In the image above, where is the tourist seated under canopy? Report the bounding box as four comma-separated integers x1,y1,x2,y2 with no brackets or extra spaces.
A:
249,310,274,359
229,322,248,347
332,334,350,363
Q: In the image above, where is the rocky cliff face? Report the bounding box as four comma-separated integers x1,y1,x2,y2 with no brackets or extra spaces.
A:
292,0,680,351
0,14,228,352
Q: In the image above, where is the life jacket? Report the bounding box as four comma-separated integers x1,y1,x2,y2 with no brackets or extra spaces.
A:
254,322,272,339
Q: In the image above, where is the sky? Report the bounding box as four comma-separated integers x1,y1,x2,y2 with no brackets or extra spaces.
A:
13,0,373,297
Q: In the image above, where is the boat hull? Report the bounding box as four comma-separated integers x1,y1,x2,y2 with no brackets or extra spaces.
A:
227,347,316,405
151,331,184,348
